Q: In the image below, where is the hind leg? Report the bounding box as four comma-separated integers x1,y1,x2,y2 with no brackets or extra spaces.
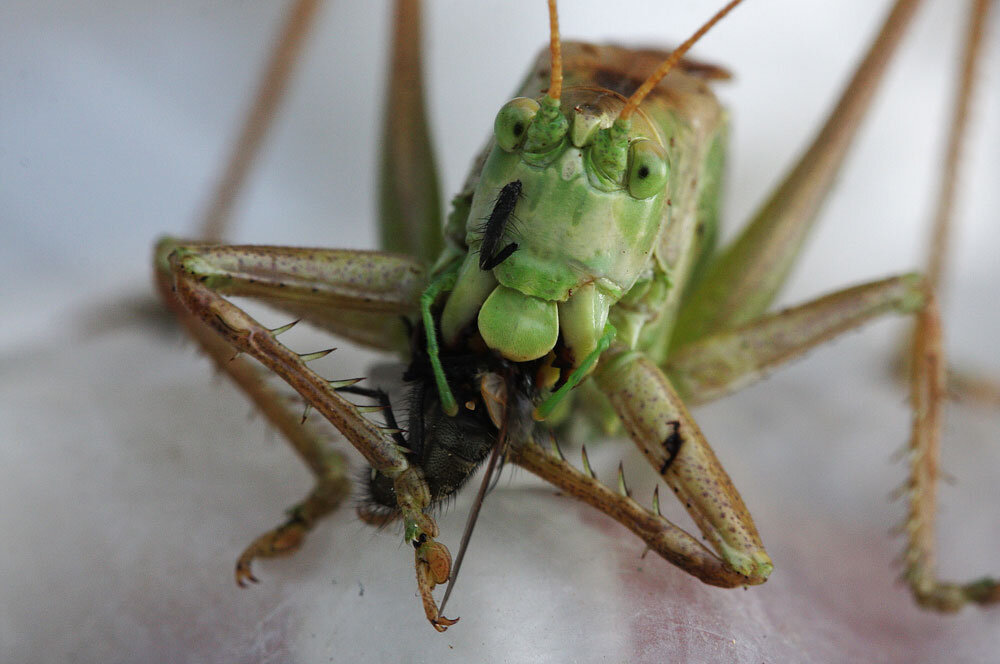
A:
666,274,999,609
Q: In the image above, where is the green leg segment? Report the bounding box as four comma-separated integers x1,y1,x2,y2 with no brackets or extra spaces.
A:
534,323,616,421
378,0,443,265
154,238,424,352
420,266,460,416
667,273,925,405
672,0,922,348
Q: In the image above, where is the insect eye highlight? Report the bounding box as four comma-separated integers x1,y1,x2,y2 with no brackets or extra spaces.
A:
626,139,668,199
494,97,540,152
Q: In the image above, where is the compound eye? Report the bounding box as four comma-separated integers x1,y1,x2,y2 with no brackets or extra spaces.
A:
494,97,540,152
626,139,668,199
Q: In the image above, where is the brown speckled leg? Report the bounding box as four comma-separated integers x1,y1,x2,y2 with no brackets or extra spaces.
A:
509,437,754,588
197,0,323,242
666,273,925,406
895,6,1000,609
234,462,351,587
901,295,999,610
663,277,999,609
155,262,352,586
154,238,425,352
594,349,772,585
154,240,456,629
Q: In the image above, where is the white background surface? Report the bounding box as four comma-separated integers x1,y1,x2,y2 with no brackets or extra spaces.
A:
2,1,999,662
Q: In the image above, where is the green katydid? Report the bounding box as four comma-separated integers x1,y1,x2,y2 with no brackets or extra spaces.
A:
155,0,999,632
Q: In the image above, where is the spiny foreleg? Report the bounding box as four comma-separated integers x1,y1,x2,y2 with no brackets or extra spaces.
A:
155,247,351,584
160,242,456,629
595,350,773,584
509,437,752,588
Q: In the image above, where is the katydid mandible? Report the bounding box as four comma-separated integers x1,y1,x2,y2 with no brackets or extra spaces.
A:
155,0,999,631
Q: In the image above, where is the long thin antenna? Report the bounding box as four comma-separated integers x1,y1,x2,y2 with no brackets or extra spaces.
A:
619,0,744,121
547,0,563,100
438,385,511,615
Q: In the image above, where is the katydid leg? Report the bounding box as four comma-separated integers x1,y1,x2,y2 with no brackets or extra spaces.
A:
914,0,1000,408
155,259,352,586
378,0,444,265
672,0,922,347
157,242,458,629
903,294,999,610
155,239,424,352
668,274,999,609
943,371,1000,407
197,0,324,242
234,457,351,587
595,349,772,583
509,437,753,588
923,0,992,295
667,273,925,405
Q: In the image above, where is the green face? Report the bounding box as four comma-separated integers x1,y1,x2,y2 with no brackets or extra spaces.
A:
468,144,663,302
469,92,668,302
442,92,670,365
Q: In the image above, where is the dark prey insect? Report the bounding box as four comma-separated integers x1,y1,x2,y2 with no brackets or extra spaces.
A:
357,329,501,526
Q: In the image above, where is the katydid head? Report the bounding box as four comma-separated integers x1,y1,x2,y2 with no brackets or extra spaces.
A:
444,88,668,366
438,0,741,370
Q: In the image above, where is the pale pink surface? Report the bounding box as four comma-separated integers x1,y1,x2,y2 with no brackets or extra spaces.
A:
2,1,998,662
2,324,999,662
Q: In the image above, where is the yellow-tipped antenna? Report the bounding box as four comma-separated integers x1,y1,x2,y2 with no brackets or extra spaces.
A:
619,0,745,120
547,0,563,100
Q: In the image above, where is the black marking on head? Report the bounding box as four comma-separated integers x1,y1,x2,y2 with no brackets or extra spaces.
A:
659,420,683,474
479,180,523,271
480,242,518,270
